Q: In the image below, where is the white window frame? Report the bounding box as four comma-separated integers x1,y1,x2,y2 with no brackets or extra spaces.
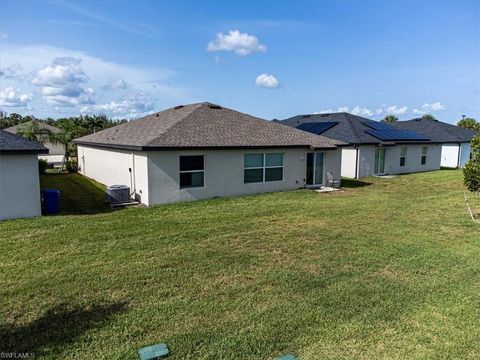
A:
179,155,205,189
400,147,407,167
244,153,284,184
421,146,428,165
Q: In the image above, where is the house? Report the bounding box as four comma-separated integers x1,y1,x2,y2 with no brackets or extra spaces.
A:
391,118,477,168
279,112,442,179
74,102,345,206
5,121,64,165
0,129,48,220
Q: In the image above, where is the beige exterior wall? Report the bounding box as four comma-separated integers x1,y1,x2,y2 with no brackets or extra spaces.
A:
0,154,42,220
357,144,441,178
77,145,149,204
78,145,342,206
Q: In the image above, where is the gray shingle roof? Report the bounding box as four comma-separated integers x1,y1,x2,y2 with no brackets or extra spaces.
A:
75,102,345,150
279,112,434,145
5,120,61,134
0,129,49,154
391,118,478,143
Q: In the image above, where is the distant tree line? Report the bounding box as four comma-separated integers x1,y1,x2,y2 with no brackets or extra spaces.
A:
0,111,127,135
0,112,127,172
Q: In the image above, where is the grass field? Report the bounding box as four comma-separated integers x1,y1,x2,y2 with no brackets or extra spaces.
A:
1,170,479,359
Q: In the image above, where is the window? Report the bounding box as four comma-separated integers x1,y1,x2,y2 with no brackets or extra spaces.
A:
421,146,428,165
400,147,407,167
244,153,283,183
180,155,204,188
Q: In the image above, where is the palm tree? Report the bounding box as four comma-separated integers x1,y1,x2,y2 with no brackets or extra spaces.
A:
49,122,79,172
16,121,51,144
381,115,398,123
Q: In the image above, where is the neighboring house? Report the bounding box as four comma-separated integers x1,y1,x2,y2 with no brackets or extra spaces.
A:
391,118,477,168
5,121,64,165
0,129,48,221
279,112,442,179
74,102,345,206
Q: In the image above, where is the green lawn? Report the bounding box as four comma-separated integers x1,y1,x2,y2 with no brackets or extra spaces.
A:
40,173,111,214
0,170,479,359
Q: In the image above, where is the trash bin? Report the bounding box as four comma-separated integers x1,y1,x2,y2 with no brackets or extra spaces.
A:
43,189,60,214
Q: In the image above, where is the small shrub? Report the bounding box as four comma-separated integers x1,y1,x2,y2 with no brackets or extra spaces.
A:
464,135,480,195
38,159,48,174
66,159,78,173
463,161,480,195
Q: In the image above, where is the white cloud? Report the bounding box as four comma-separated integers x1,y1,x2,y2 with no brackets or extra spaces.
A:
102,77,129,91
255,73,279,88
81,92,154,118
0,63,29,81
422,102,446,111
385,105,408,115
412,108,427,115
207,30,266,56
0,87,32,108
31,57,95,107
0,44,186,117
351,106,373,117
318,106,350,114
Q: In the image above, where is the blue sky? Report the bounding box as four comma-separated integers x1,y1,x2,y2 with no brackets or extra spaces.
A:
0,0,478,123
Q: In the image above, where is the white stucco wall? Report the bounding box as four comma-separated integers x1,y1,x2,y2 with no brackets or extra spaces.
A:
357,145,376,178
77,145,149,204
146,148,342,205
459,143,471,168
441,144,460,168
39,154,64,164
385,144,441,174
78,146,342,206
0,154,42,220
341,147,357,178
356,144,441,178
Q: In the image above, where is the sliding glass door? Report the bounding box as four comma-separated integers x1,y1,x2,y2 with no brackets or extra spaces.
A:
306,152,324,186
374,148,385,175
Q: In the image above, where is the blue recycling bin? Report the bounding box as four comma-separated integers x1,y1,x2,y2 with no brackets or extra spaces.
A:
43,189,60,214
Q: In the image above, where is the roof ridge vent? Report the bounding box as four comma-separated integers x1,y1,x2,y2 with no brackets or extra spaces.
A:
174,105,184,109
209,104,222,109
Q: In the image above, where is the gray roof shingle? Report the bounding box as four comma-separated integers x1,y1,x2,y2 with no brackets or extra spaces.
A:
391,118,478,143
279,112,434,145
5,120,61,135
0,129,49,154
75,102,345,150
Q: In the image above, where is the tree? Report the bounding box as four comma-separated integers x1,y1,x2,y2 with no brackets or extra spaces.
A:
464,135,480,195
16,121,51,144
422,114,436,120
457,117,480,131
50,122,80,172
381,115,398,123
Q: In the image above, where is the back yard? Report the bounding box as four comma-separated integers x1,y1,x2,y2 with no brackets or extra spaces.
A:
0,170,479,359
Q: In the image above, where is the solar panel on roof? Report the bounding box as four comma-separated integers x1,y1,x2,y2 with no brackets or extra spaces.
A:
362,121,429,141
296,122,339,135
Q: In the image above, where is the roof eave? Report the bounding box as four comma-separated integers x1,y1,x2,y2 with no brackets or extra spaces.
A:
75,141,340,151
0,149,49,154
